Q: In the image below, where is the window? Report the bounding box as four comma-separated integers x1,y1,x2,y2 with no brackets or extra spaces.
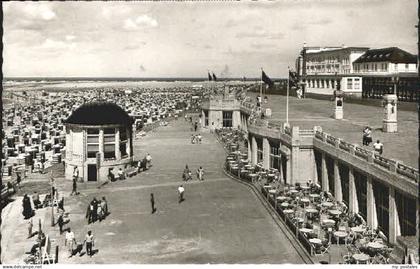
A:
405,64,409,71
395,191,417,236
354,78,360,90
222,111,233,128
347,78,353,90
326,155,334,195
119,127,127,141
87,128,99,158
373,180,389,237
354,170,367,220
269,141,281,171
314,150,322,187
394,64,398,71
120,142,127,158
104,128,115,159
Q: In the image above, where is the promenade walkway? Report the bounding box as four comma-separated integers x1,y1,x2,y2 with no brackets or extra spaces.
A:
1,119,306,264
249,92,418,168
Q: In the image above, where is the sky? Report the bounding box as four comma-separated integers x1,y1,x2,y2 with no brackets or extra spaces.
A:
2,0,418,78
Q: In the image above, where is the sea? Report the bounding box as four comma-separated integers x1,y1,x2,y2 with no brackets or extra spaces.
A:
2,77,264,92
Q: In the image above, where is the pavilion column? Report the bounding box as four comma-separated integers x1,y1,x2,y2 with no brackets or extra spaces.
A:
251,136,257,165
126,127,131,157
366,175,377,229
247,138,252,162
388,187,401,244
115,128,121,160
99,129,104,161
334,159,342,202
286,156,291,185
262,138,270,170
201,110,205,127
348,167,358,214
321,152,328,191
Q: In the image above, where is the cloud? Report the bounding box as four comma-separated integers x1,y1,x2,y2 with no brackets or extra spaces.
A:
309,18,332,25
236,30,284,40
22,4,56,21
65,35,76,41
123,15,158,31
39,38,75,52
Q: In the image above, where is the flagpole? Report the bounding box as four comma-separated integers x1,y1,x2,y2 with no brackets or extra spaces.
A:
286,67,290,126
260,68,263,111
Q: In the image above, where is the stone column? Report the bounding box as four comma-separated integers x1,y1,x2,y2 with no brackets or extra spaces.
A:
334,159,342,202
201,110,206,127
251,136,257,165
247,138,252,162
262,138,270,169
321,152,328,191
126,127,131,157
388,187,400,244
348,167,358,214
115,128,121,160
99,129,104,161
290,126,300,185
366,176,377,229
286,156,291,185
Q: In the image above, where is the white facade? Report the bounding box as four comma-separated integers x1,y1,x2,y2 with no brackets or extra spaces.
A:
354,62,417,74
302,46,368,95
65,124,133,182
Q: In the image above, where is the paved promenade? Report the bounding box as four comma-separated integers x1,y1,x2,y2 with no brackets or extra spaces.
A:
1,119,305,264
250,92,418,168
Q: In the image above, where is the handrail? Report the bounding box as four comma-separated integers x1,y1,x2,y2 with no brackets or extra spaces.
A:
314,130,418,183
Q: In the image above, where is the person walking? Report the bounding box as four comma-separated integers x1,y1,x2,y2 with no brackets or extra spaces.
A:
71,169,78,196
146,153,152,168
101,197,108,217
65,228,76,258
84,231,94,257
197,166,204,181
91,198,98,223
57,210,64,234
373,140,384,155
27,218,33,239
86,203,93,224
22,194,33,219
178,185,185,203
150,193,156,214
16,172,22,189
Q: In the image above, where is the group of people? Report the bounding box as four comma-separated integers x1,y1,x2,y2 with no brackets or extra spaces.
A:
362,127,384,155
136,153,153,173
190,133,202,144
182,165,205,181
85,197,109,224
65,228,96,258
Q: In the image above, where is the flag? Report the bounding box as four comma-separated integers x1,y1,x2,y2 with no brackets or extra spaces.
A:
208,72,212,81
288,70,299,89
212,73,217,81
262,70,274,89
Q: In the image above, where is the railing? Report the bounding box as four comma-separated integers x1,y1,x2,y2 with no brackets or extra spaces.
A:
314,131,419,184
299,129,314,137
397,163,420,181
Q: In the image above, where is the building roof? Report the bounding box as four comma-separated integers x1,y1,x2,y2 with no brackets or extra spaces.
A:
305,46,369,55
353,47,417,64
65,101,134,125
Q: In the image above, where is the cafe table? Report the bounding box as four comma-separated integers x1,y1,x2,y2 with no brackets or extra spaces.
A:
301,198,310,206
367,242,385,250
322,219,336,226
309,238,322,245
329,209,342,216
283,209,294,215
333,231,348,245
248,173,258,183
276,196,288,202
305,208,318,215
300,228,313,234
352,253,370,264
280,202,289,208
289,189,299,195
351,226,365,234
309,193,320,201
301,185,310,191
321,201,334,208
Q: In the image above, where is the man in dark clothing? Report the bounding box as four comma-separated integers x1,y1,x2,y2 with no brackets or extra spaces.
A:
57,211,64,234
194,121,198,132
92,198,98,223
71,177,77,195
150,193,156,214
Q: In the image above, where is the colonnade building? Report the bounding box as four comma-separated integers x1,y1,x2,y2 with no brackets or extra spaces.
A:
201,97,419,248
64,101,134,182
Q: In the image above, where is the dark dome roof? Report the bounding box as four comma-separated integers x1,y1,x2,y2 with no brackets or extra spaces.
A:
65,101,133,125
